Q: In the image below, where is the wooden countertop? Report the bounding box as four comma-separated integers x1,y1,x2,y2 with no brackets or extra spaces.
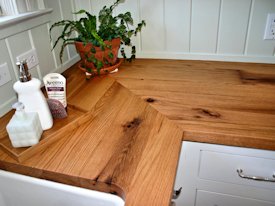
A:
0,59,275,206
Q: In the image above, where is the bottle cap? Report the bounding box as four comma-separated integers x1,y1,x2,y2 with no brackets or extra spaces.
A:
16,60,31,82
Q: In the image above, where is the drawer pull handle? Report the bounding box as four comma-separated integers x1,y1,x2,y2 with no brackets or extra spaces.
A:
237,169,275,182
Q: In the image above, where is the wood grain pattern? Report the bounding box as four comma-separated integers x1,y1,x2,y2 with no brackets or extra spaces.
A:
113,59,275,150
0,59,274,206
0,76,183,206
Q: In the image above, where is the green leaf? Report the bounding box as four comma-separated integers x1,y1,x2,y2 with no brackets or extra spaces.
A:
108,52,114,59
90,47,96,53
73,10,86,15
120,47,126,59
100,44,105,51
49,0,146,69
91,30,105,46
96,60,103,70
86,67,92,73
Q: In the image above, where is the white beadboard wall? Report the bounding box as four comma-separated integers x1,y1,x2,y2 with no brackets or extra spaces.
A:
0,0,275,117
83,0,275,62
60,0,275,63
129,0,275,63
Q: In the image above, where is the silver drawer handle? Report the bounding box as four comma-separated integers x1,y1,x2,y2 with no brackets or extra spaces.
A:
237,169,275,182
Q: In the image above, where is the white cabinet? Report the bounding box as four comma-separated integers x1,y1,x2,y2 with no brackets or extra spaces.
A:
174,141,275,206
195,190,275,206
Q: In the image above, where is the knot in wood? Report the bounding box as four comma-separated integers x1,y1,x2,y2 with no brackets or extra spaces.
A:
123,118,142,130
193,108,221,118
146,98,155,103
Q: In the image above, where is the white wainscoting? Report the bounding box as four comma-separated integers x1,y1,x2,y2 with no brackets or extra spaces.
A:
75,0,275,63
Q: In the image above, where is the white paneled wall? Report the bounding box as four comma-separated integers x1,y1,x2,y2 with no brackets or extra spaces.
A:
191,0,221,53
0,0,275,117
77,0,275,62
247,0,275,56
217,0,251,54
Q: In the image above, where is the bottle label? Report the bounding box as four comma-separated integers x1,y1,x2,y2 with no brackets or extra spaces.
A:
47,87,64,91
43,73,67,108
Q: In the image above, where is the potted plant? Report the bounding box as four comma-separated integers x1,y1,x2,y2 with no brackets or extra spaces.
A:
49,0,145,78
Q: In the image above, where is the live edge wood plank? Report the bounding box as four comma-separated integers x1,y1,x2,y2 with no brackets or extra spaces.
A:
0,59,275,206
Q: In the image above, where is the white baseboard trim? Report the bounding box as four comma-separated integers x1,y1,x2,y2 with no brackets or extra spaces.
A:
0,96,17,118
136,52,275,64
54,55,80,74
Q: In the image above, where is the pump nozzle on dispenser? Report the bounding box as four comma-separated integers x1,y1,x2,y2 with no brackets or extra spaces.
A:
16,60,31,82
12,102,26,119
6,102,43,148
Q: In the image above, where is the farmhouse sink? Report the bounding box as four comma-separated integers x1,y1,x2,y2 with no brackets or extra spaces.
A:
0,170,124,206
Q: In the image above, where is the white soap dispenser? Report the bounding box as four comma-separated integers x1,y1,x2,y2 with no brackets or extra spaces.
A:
6,102,43,148
13,60,53,130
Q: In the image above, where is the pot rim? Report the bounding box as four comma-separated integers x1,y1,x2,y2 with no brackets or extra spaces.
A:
79,58,123,75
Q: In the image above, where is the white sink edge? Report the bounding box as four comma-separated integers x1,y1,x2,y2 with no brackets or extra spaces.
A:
0,169,125,206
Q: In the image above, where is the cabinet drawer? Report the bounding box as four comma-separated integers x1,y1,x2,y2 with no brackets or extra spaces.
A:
196,190,275,206
199,150,275,189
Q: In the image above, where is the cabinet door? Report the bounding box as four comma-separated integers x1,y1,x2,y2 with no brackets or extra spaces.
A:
174,142,201,206
196,190,275,206
174,141,275,206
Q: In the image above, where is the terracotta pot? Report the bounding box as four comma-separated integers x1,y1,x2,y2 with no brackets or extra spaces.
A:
74,38,121,71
